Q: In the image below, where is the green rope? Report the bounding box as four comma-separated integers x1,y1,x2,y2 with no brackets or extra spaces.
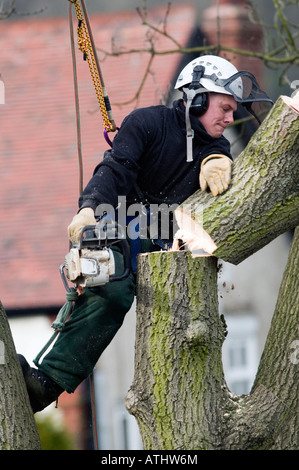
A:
33,287,79,367
33,2,83,369
69,1,84,195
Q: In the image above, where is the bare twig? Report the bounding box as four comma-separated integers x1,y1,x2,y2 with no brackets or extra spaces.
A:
113,53,156,108
0,0,45,19
97,0,299,107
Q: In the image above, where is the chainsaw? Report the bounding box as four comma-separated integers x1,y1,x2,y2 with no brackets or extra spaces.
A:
60,218,131,290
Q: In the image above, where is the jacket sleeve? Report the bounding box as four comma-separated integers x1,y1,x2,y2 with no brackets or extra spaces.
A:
78,111,150,211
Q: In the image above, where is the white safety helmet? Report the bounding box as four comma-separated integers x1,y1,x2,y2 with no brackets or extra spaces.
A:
175,55,273,162
175,55,240,96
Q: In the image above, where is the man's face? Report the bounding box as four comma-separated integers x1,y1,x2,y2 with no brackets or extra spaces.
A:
199,93,237,138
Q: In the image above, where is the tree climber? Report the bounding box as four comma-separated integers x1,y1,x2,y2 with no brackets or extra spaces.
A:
19,55,272,413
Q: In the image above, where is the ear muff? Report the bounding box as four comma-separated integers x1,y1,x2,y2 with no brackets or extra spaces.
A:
183,65,209,117
189,91,209,117
183,89,209,117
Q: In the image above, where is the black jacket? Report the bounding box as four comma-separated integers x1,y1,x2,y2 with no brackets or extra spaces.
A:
79,99,232,211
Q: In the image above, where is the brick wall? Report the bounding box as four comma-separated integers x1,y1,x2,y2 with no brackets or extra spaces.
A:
202,0,263,83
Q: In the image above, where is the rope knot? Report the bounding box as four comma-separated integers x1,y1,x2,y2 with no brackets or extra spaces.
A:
78,37,89,54
65,288,79,302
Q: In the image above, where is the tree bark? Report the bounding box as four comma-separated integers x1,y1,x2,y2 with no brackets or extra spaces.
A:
251,227,299,450
0,302,41,450
127,228,298,449
174,95,299,264
126,94,299,449
126,252,226,450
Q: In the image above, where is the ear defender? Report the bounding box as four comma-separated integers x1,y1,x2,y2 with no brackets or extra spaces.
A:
189,91,209,117
183,65,209,117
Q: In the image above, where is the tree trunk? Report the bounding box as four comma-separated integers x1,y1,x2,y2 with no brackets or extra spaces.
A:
174,95,299,264
126,227,298,450
126,252,226,450
126,94,299,449
0,302,41,450
251,227,299,449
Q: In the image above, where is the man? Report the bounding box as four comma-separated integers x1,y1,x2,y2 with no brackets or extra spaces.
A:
19,55,272,412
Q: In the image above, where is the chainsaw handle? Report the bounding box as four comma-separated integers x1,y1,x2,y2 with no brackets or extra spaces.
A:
59,263,73,292
79,221,126,249
110,239,131,282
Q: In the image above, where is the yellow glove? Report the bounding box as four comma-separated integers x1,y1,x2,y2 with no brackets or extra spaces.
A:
199,154,232,196
68,207,97,243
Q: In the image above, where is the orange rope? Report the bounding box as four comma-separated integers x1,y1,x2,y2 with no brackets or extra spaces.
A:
69,0,116,133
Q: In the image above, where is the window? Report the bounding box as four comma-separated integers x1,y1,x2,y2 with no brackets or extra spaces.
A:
222,314,259,395
228,340,247,368
93,368,142,450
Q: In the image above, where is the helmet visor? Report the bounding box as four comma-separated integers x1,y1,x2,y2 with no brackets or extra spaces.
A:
242,100,273,125
203,71,273,123
203,71,273,104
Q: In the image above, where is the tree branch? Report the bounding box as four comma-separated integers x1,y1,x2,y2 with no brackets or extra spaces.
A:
174,94,299,264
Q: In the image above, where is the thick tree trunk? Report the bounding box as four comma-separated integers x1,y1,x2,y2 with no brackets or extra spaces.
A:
0,302,41,450
174,95,299,264
126,252,226,450
126,227,298,450
126,95,299,449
